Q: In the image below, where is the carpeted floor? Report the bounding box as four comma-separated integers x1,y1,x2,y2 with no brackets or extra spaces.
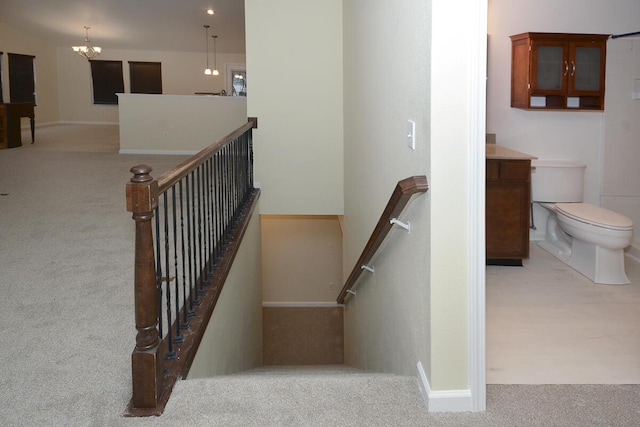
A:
1,125,639,426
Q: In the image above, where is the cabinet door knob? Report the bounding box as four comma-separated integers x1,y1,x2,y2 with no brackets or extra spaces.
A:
571,60,576,77
564,61,569,76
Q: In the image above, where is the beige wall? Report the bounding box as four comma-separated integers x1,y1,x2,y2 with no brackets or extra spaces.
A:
602,38,640,249
261,215,343,303
0,22,60,124
487,0,640,248
118,94,247,154
57,47,246,124
342,0,484,397
187,204,263,379
245,0,344,215
342,0,434,378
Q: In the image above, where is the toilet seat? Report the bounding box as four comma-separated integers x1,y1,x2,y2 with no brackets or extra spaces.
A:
555,203,633,231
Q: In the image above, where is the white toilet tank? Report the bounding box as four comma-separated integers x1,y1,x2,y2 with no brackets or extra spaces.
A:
531,160,586,202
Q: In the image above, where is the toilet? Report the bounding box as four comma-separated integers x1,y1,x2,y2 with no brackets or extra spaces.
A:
531,160,634,285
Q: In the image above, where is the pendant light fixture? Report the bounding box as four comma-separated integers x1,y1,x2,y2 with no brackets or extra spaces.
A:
212,35,220,76
72,26,102,60
204,25,212,75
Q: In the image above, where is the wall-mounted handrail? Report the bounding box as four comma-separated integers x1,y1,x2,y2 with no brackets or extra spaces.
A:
336,176,428,304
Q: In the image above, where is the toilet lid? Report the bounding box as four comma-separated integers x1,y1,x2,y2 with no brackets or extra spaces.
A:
555,203,634,230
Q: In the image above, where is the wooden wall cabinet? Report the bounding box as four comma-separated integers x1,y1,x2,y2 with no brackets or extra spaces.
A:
486,159,531,264
510,32,608,111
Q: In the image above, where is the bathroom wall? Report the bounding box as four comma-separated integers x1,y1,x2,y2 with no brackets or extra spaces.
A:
487,0,640,249
601,38,640,250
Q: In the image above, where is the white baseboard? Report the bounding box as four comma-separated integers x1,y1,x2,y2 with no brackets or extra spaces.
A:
416,361,473,412
262,301,342,308
22,121,119,131
119,149,198,156
59,120,119,126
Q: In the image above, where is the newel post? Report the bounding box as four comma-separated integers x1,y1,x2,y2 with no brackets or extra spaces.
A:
126,165,163,410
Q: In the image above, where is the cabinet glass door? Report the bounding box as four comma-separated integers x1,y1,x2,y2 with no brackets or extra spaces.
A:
571,45,602,93
533,44,565,92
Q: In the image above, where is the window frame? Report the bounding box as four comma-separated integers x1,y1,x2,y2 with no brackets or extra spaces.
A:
90,59,124,105
8,53,36,104
129,61,163,94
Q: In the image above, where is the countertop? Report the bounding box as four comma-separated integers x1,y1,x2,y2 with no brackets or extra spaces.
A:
486,144,537,160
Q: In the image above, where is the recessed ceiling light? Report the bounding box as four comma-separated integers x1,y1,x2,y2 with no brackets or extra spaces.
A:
207,9,215,15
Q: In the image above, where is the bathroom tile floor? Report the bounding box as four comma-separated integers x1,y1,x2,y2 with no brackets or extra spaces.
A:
486,243,640,384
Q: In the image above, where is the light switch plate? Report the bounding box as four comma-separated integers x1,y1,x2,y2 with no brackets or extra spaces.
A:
407,120,416,150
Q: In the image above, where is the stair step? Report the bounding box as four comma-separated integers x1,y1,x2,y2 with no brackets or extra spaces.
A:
233,364,370,376
163,367,427,424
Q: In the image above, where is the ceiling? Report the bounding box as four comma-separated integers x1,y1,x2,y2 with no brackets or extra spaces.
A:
0,0,246,54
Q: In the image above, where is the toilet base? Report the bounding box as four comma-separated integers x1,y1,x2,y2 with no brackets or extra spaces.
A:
567,239,630,285
538,238,630,285
537,208,631,285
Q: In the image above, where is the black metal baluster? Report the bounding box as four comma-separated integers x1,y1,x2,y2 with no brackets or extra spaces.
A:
202,161,210,286
225,144,232,241
154,205,164,341
217,151,223,261
208,156,216,270
189,171,201,307
243,136,248,200
214,151,222,263
171,187,184,345
205,158,213,280
231,139,238,220
196,166,205,293
179,180,191,329
249,130,254,190
233,140,238,222
163,193,176,359
210,154,217,267
220,148,226,244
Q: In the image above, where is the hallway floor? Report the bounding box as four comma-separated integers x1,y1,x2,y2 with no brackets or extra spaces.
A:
487,243,640,384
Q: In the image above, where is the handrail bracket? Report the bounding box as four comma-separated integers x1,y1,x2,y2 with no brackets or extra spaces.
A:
361,265,375,274
390,217,411,233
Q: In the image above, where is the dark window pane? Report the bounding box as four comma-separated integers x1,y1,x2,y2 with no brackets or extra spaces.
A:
129,61,162,94
90,60,124,105
8,53,35,103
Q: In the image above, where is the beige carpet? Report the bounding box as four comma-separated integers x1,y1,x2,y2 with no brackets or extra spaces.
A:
263,307,344,365
23,123,120,153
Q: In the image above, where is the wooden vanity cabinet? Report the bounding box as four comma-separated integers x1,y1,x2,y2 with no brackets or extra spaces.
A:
510,32,608,110
486,159,531,264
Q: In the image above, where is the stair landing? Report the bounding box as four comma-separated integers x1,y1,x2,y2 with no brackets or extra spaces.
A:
161,366,428,425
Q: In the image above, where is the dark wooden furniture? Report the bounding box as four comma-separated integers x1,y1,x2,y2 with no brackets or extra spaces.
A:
0,102,35,148
510,32,608,110
486,158,531,265
0,105,6,149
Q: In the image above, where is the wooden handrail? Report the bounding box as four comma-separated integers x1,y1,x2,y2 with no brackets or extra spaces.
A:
336,176,428,304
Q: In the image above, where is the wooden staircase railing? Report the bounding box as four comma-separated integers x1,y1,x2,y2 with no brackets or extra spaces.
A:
336,176,428,304
125,118,259,416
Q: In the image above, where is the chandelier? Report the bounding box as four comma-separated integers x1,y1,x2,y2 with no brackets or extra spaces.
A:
72,26,102,60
